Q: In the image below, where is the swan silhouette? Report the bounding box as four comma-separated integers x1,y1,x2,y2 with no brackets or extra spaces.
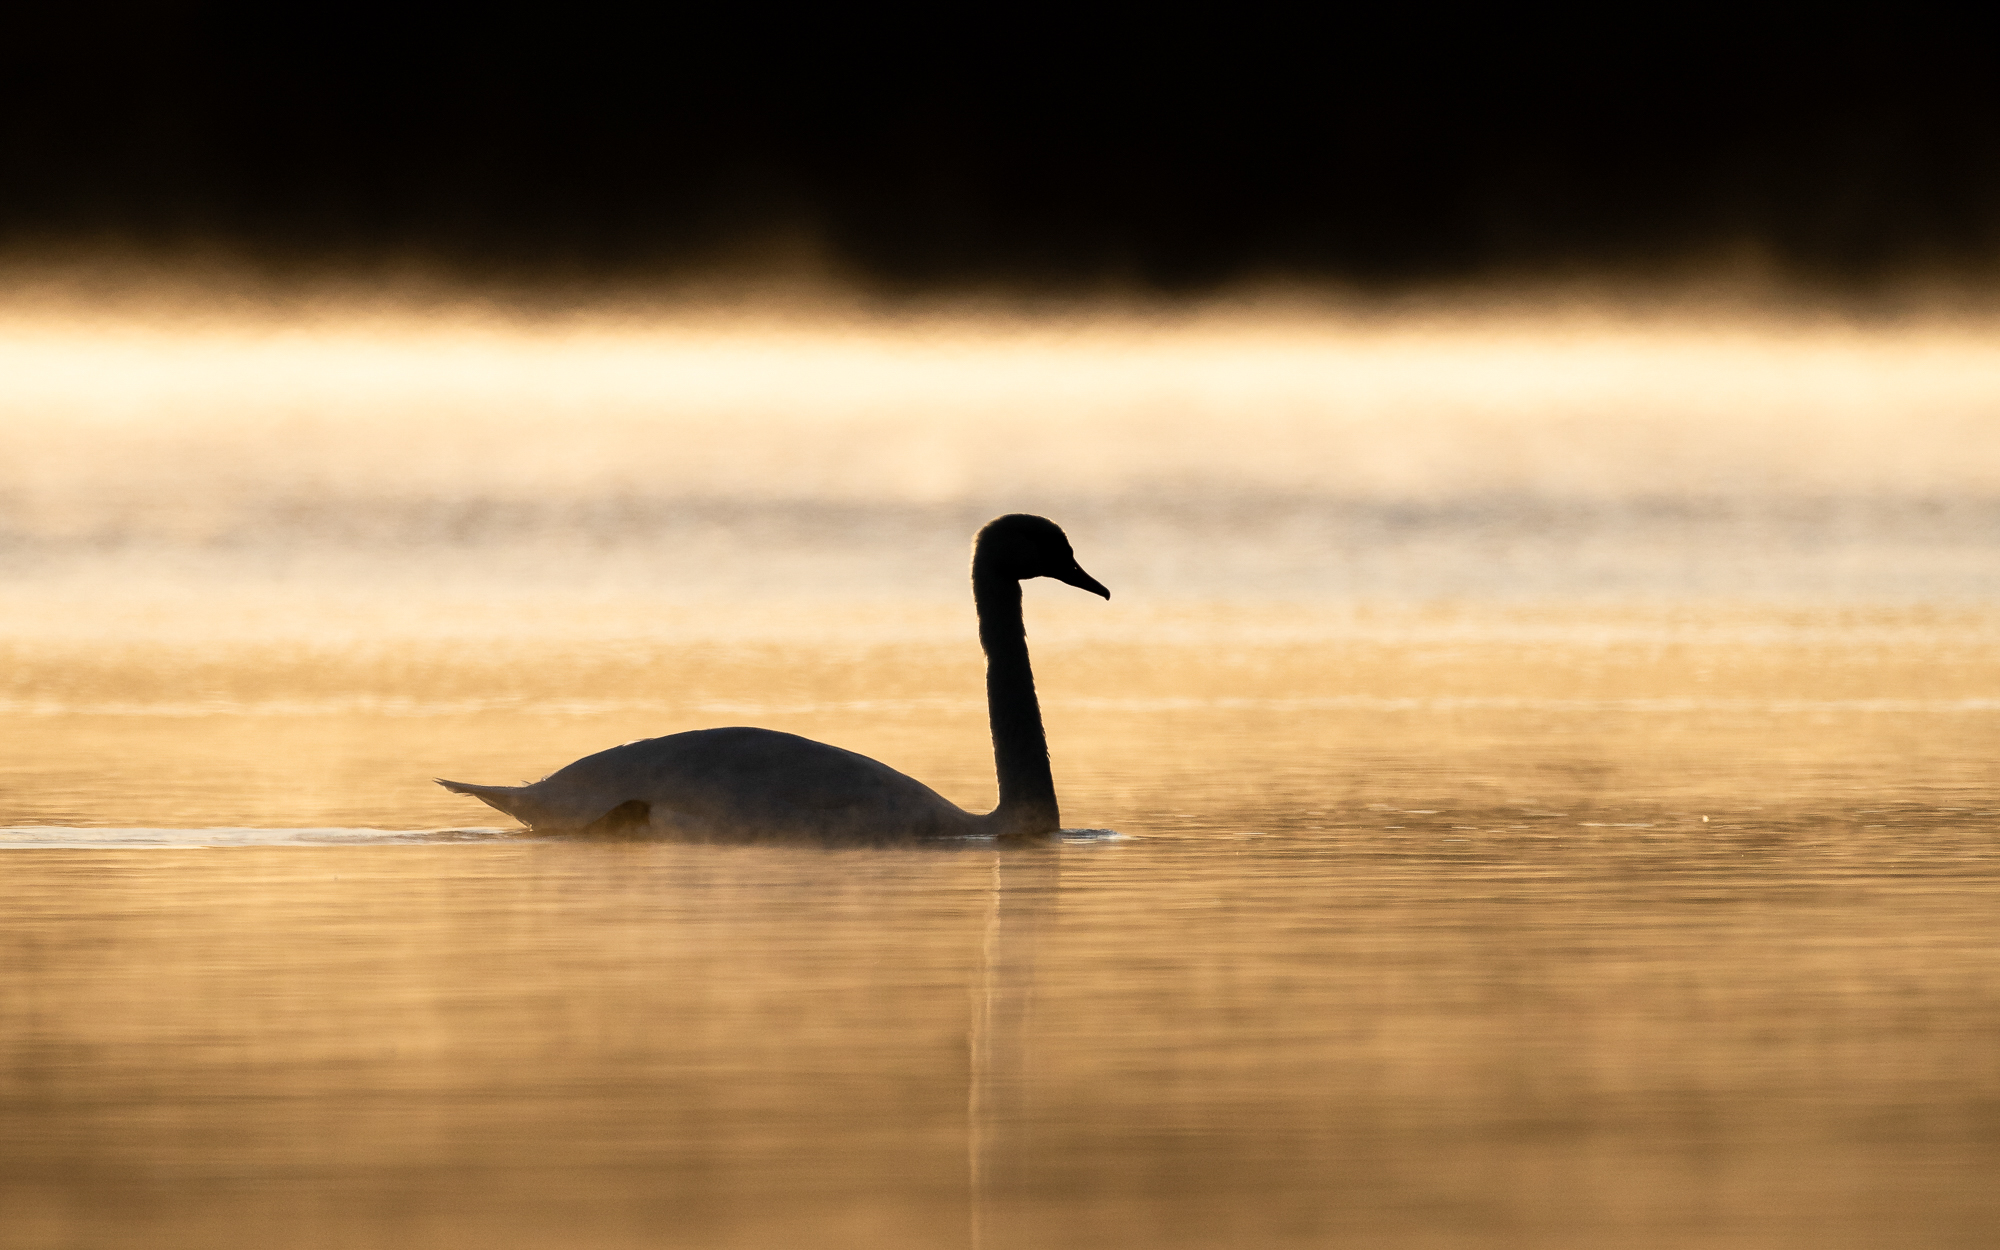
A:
437,514,1109,839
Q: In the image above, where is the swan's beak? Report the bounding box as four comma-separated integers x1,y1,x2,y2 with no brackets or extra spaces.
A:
1052,563,1110,599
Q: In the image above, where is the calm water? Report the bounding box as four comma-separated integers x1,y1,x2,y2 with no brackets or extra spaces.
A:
5,602,1998,1249
4,303,2000,1247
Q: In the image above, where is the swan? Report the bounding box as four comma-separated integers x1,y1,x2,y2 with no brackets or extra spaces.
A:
437,513,1110,839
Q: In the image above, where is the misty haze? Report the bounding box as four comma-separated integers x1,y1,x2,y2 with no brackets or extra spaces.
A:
6,26,2000,1250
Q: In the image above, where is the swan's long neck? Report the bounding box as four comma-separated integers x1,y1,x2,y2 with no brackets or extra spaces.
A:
973,561,1058,833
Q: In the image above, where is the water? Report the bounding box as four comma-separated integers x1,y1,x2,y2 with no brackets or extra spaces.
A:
3,299,2000,1247
6,604,1998,1248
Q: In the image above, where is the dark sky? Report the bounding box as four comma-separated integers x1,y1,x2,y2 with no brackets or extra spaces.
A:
5,14,1996,294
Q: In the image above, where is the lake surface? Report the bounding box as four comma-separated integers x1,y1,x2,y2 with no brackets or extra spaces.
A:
5,600,1997,1249
3,302,1999,1247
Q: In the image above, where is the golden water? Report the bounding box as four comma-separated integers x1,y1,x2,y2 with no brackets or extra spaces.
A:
3,297,1998,1247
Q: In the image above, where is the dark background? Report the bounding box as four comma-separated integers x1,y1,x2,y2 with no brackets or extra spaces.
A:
3,12,1995,296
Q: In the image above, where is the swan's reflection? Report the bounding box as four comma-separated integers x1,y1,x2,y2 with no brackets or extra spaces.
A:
969,843,1062,1250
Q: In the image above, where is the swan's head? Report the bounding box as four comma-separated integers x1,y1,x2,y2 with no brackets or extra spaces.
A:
974,514,1110,598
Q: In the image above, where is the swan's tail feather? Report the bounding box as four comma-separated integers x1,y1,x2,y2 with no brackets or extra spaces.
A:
435,778,534,822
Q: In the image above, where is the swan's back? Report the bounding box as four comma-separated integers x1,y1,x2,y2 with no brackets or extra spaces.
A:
441,727,978,840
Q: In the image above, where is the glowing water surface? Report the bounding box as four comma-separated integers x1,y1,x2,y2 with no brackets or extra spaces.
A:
4,600,1998,1250
4,302,1999,1247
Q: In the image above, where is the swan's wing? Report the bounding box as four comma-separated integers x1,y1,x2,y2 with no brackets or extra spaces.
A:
526,727,966,834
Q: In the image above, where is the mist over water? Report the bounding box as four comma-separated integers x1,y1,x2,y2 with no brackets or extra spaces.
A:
4,285,1999,1248
7,294,2000,602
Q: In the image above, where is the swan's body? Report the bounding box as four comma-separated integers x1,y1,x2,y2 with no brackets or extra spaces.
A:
438,514,1109,840
441,727,982,840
